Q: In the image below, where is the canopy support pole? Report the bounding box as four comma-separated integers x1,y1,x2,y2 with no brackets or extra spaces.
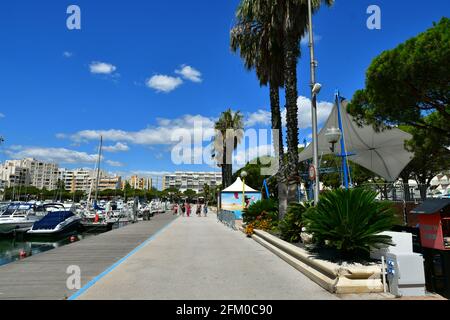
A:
336,91,350,189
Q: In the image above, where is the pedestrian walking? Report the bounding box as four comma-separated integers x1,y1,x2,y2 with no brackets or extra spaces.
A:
173,203,178,215
196,203,201,217
181,203,186,217
203,203,208,217
186,203,191,217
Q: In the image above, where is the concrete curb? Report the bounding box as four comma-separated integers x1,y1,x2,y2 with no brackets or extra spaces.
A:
241,227,384,294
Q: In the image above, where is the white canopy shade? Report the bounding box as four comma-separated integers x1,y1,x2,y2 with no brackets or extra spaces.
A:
298,101,414,182
222,177,258,193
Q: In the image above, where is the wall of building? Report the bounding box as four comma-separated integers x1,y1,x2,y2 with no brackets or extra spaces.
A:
163,172,222,193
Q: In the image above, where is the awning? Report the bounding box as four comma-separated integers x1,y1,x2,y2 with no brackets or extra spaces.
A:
411,199,450,215
222,178,258,193
298,100,414,182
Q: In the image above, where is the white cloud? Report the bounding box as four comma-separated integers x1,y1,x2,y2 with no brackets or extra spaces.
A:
175,65,202,83
105,160,124,167
282,96,334,129
146,75,183,93
5,146,98,165
63,51,73,58
103,142,130,153
301,33,323,45
63,114,217,146
89,61,117,75
55,133,67,139
234,144,274,167
0,113,5,118
246,109,271,127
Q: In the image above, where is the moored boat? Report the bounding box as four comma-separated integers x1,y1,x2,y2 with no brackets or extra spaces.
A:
0,203,43,236
27,204,81,236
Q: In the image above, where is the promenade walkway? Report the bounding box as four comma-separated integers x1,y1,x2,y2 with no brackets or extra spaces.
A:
76,214,337,300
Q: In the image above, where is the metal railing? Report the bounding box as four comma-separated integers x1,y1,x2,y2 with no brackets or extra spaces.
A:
217,210,236,230
360,183,441,203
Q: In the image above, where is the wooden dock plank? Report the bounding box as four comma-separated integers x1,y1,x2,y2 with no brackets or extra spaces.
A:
0,213,177,300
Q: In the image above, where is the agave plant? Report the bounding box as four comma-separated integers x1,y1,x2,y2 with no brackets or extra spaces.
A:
242,199,278,224
303,188,399,256
278,202,313,243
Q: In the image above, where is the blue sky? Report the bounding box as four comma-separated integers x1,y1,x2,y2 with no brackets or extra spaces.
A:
0,0,448,185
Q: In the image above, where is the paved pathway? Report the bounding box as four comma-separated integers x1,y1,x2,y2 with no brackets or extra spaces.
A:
77,214,337,300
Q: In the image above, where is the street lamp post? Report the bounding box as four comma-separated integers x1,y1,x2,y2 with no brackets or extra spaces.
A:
307,0,321,205
241,171,248,210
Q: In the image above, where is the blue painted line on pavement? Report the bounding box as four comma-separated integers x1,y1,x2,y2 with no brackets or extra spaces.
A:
68,217,178,300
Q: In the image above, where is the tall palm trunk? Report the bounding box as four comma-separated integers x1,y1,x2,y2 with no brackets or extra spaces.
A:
270,82,288,218
222,143,233,188
269,82,284,165
284,34,300,203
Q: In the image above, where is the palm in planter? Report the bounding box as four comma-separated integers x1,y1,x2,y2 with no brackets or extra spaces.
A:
243,199,278,224
278,202,313,243
303,188,398,257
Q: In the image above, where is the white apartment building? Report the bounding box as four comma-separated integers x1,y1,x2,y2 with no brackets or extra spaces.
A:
0,161,30,188
59,168,95,193
162,171,222,193
23,158,59,190
59,168,122,193
0,158,58,190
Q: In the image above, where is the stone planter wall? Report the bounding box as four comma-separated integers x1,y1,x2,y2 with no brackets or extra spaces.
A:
245,228,384,294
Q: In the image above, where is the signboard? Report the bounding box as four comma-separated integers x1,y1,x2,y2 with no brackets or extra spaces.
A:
419,214,445,250
220,192,262,219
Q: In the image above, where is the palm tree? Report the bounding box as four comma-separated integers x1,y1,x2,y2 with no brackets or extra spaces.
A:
213,109,244,188
281,0,333,186
230,0,285,168
231,0,334,200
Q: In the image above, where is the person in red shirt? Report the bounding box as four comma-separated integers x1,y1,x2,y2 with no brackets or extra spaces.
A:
186,203,191,217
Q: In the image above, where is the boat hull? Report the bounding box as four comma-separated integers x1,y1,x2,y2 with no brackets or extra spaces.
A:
0,221,36,235
27,216,81,236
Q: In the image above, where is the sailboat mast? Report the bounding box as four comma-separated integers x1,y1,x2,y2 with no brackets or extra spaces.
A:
94,136,103,202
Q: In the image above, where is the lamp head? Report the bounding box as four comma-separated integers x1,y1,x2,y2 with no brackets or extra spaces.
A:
312,83,322,95
325,127,342,145
240,171,248,179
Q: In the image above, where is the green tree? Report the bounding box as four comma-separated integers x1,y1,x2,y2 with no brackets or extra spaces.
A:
183,189,197,202
318,155,377,189
231,0,285,167
233,156,279,196
213,109,244,188
399,116,450,199
347,18,450,145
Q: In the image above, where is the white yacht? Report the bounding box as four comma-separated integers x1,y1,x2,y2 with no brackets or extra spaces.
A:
28,203,81,236
0,203,43,235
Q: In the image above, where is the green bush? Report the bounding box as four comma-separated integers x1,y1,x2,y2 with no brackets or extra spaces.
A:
278,202,313,243
242,199,278,224
303,188,398,256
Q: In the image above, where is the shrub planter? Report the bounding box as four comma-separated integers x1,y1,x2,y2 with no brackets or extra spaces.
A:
245,228,384,294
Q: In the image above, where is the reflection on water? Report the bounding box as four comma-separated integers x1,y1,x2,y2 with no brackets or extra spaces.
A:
0,221,132,267
0,233,94,266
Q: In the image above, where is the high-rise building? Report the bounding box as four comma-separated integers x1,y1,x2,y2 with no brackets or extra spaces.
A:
58,168,95,193
127,175,152,190
162,172,222,193
0,158,58,190
96,174,122,191
0,161,30,188
59,168,122,193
